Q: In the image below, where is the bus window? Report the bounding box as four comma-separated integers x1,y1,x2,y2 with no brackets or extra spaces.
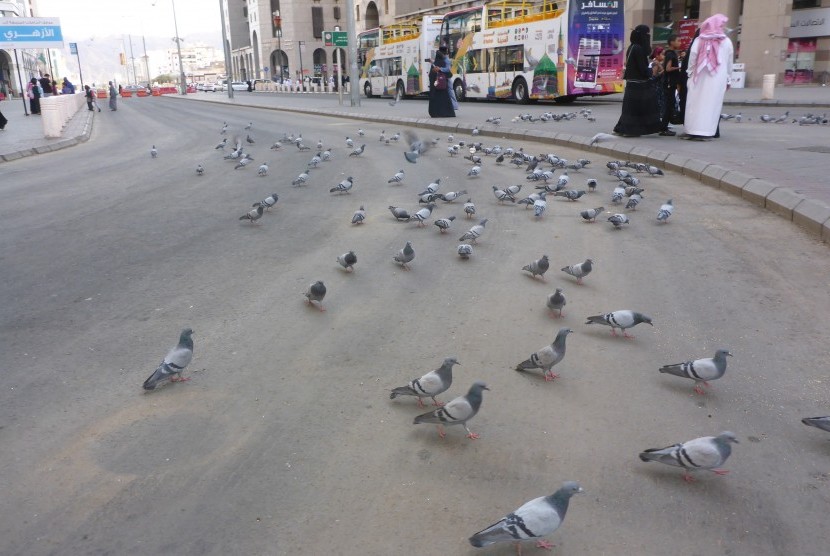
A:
495,45,523,73
390,57,402,77
466,49,484,74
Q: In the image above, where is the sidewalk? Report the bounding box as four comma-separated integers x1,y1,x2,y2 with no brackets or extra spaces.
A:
1,86,828,241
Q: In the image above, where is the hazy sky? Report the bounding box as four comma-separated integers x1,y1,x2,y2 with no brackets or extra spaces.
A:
36,0,223,41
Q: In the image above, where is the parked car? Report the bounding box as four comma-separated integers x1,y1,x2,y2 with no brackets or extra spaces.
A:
203,82,216,92
230,81,248,91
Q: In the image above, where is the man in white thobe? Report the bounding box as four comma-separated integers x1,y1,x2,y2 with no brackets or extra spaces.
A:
684,14,733,139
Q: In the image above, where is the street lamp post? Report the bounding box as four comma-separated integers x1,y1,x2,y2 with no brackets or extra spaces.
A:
171,0,187,94
219,0,234,98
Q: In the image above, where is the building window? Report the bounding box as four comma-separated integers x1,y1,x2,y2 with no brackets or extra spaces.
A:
384,0,389,14
356,6,360,21
684,0,699,20
793,0,820,9
312,6,324,39
654,0,671,24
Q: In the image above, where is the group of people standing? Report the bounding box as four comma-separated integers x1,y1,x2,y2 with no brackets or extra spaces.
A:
614,14,734,141
25,74,78,115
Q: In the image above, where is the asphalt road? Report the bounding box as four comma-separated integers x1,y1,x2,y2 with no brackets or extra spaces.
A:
1,97,829,556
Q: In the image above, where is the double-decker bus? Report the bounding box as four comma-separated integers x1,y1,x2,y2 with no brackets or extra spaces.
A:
359,16,444,99
439,0,625,103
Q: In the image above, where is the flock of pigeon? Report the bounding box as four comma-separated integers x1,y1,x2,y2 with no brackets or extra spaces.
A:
141,117,830,554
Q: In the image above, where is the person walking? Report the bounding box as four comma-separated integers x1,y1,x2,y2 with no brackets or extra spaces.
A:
661,35,682,132
612,25,662,137
27,77,42,115
438,45,459,110
39,73,53,97
108,81,118,111
427,49,455,118
684,14,733,140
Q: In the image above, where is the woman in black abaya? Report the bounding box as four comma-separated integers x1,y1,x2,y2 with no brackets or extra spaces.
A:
613,25,662,137
428,50,455,118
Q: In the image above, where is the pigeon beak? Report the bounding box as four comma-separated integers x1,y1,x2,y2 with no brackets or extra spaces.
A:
726,352,733,357
577,487,585,494
483,386,490,391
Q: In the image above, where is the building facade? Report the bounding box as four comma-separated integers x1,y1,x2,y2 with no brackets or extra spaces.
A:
0,0,50,99
224,0,830,88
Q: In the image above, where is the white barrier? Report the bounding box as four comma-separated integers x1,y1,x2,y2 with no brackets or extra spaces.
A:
761,74,775,100
40,93,85,138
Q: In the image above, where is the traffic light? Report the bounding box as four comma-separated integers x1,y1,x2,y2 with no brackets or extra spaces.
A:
119,52,126,65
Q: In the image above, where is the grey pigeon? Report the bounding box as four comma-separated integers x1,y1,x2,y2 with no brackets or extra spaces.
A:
639,431,738,482
439,190,467,203
457,244,473,259
388,169,405,183
533,196,547,218
196,164,204,176
336,251,357,272
413,381,489,439
418,179,442,196
802,416,830,433
659,349,732,394
394,241,415,270
150,145,157,158
589,132,615,146
215,138,227,150
646,165,664,177
434,215,456,233
625,193,642,210
389,206,410,221
611,185,625,204
657,199,674,222
390,357,459,407
561,259,593,285
463,198,476,219
351,205,366,224
255,193,279,211
546,288,566,318
304,281,327,311
586,310,652,338
292,172,309,186
404,130,431,163
580,206,604,222
459,219,487,243
554,190,586,201
467,165,482,178
257,162,268,176
515,328,572,381
586,178,597,191
469,481,584,552
330,176,354,194
522,255,550,281
349,144,366,157
410,204,435,227
234,157,252,170
345,136,354,148
143,328,194,390
246,134,255,144
607,213,629,228
239,204,264,223
492,186,515,204
244,121,253,130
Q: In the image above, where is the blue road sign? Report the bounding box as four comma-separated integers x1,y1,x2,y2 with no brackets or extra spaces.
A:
0,17,64,49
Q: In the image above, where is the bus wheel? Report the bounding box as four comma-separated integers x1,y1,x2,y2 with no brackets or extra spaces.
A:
512,78,529,104
453,79,466,102
364,82,373,98
396,80,405,100
553,95,576,105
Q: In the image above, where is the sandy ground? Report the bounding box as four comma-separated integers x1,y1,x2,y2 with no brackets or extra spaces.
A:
0,98,828,556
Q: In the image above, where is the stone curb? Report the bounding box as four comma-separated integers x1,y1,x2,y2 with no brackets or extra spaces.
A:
0,110,94,164
170,95,830,243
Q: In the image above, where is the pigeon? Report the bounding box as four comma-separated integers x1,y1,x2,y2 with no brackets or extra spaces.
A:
533,196,547,218
434,215,456,233
580,206,604,222
646,165,664,177
379,130,386,142
459,219,487,243
410,204,435,227
561,259,593,285
472,126,480,136
336,251,357,272
307,153,322,169
215,138,227,150
142,328,195,390
611,185,626,204
657,199,674,222
321,149,332,161
586,178,597,191
358,128,365,136
220,122,227,134
505,184,523,197
257,162,269,176
196,164,204,176
639,431,739,482
239,204,264,223
469,481,584,552
419,193,442,204
608,213,629,228
351,205,366,224
439,190,467,203
463,198,476,219
292,172,309,186
467,165,482,178
515,328,572,381
244,121,253,130
457,244,473,259
589,132,615,146
234,157,252,170
246,134,255,144
586,310,652,338
345,136,354,148
404,130,432,163
493,186,516,204
269,141,282,150
256,193,279,211
546,288,566,318
418,179,441,196
388,206,410,221
389,131,401,142
304,281,327,311
659,349,732,394
393,241,415,270
554,190,586,201
349,144,366,157
150,145,158,158
413,381,489,439
625,193,642,210
390,357,459,408
388,169,405,184
330,176,354,194
801,416,830,433
522,255,550,281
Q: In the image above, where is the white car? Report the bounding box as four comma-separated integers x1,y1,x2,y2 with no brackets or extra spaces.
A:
230,81,248,91
203,82,216,92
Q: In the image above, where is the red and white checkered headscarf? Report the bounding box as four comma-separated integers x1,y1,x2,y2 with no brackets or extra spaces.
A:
692,14,728,83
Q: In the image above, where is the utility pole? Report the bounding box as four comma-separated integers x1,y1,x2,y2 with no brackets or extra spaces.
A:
128,35,138,85
219,0,234,98
142,35,150,85
345,0,360,106
171,0,187,94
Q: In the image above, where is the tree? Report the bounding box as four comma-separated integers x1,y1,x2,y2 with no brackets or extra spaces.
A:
153,73,174,84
